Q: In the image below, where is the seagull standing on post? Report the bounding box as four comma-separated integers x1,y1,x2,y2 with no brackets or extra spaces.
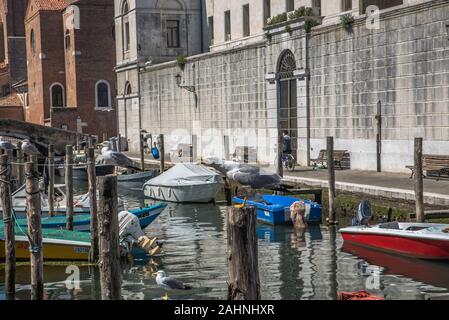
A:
101,141,142,171
22,139,42,163
155,270,192,300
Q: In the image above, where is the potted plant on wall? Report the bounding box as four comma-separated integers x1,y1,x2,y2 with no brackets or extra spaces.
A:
340,13,355,33
176,55,187,71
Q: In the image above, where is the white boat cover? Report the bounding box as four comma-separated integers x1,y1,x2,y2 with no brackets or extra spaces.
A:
144,163,221,187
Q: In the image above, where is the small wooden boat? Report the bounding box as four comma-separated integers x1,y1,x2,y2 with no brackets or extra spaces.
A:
143,163,222,203
232,195,322,225
118,170,159,187
340,222,449,260
6,204,167,232
0,228,91,261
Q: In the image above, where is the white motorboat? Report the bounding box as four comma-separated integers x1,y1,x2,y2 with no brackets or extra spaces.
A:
143,163,222,203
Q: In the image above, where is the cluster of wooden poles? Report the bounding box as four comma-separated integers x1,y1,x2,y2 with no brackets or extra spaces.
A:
0,142,123,300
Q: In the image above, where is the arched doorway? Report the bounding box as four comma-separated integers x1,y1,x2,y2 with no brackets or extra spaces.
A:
278,50,298,159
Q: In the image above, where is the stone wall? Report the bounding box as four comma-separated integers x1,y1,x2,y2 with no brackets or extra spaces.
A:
308,0,449,171
122,0,449,173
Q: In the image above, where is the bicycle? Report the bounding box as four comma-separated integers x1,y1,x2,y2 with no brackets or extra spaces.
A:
281,153,296,172
274,147,296,172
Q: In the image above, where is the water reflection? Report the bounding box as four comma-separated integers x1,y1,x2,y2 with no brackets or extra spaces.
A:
1,183,449,300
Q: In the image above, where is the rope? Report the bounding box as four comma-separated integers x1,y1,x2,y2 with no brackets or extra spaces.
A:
11,209,42,253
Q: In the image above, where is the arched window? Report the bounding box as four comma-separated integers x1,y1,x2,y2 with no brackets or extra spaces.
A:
30,29,35,55
122,0,129,14
65,30,71,50
96,80,111,108
125,82,132,95
50,83,65,107
122,0,130,52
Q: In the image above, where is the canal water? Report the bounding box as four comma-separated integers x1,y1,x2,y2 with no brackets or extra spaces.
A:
1,183,449,300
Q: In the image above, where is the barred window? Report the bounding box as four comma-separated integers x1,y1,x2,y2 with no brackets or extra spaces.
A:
167,20,180,48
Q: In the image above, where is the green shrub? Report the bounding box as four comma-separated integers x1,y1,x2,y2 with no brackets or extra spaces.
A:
266,12,287,26
288,6,314,20
176,55,187,70
340,14,355,32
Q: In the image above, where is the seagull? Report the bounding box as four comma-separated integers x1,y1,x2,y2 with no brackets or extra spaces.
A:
155,270,192,300
0,138,17,151
101,141,142,171
21,139,42,156
202,157,282,189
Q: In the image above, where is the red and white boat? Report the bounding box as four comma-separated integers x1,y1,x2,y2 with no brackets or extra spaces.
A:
340,222,449,260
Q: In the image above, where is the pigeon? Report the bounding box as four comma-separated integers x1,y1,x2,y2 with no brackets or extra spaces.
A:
101,141,141,171
0,138,17,151
155,270,191,300
21,139,42,156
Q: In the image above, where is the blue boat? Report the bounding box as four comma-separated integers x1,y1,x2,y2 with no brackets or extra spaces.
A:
11,203,168,232
232,195,322,225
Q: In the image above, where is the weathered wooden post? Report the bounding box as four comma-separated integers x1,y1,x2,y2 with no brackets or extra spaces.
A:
25,161,44,300
224,178,233,206
158,134,165,173
16,141,24,186
65,145,74,230
376,100,382,173
227,206,260,300
327,137,337,225
48,144,55,217
224,135,230,160
97,175,122,300
102,133,107,143
117,133,122,152
75,134,80,154
277,132,284,177
415,137,424,223
140,131,145,171
0,154,15,298
87,147,99,262
191,134,197,162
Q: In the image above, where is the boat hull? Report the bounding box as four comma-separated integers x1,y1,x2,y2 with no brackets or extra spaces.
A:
341,232,449,260
0,235,90,261
232,195,322,226
144,183,221,203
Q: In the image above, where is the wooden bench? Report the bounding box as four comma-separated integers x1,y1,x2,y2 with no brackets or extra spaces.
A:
406,154,449,180
310,149,349,170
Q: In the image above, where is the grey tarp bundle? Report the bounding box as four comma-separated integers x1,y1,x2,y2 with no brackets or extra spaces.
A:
144,163,222,187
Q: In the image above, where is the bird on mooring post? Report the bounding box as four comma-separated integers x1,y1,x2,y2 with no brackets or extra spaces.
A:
21,140,42,157
101,141,142,171
202,157,283,200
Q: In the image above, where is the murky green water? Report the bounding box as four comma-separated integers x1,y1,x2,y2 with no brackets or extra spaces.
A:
1,182,449,300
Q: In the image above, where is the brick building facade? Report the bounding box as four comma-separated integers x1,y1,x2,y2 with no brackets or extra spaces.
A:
25,0,117,138
0,0,28,121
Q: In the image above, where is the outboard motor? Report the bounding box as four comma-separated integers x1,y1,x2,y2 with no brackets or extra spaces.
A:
118,211,161,256
351,200,372,226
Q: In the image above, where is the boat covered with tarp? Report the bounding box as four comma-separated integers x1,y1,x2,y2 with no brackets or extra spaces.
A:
143,163,222,203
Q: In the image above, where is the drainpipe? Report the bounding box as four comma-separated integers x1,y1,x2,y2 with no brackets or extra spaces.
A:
305,33,311,166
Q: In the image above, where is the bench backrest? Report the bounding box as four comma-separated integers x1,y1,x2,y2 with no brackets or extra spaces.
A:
422,154,449,170
317,149,348,161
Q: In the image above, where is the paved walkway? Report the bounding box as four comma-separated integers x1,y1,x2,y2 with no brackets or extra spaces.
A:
125,152,449,206
284,167,449,206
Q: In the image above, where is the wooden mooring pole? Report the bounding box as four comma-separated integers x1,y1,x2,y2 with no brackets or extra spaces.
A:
16,141,24,186
140,131,145,171
48,144,55,217
25,161,44,300
65,145,74,230
327,137,337,225
414,137,424,223
98,175,122,300
227,206,260,300
277,132,284,177
0,154,15,298
87,147,99,262
158,134,165,173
